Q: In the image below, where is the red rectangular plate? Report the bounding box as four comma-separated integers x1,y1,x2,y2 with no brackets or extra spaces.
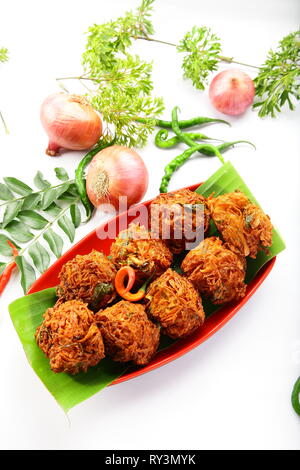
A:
27,183,275,385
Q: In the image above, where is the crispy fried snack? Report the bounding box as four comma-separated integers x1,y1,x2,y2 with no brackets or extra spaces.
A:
36,300,105,374
181,237,247,304
96,300,160,365
207,191,273,258
56,250,116,310
145,268,205,339
149,189,210,254
110,224,173,284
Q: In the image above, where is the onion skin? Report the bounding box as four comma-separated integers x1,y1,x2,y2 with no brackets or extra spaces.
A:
40,93,102,156
209,69,255,116
86,145,149,209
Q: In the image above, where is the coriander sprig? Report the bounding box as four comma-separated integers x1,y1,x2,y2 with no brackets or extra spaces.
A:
253,30,300,117
78,0,163,147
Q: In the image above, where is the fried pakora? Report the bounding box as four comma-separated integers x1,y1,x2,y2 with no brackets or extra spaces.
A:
56,250,116,310
149,189,210,254
207,191,273,258
96,300,160,365
36,300,105,374
110,223,173,284
145,268,205,339
181,237,247,304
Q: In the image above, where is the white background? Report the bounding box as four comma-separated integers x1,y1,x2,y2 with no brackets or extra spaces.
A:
0,0,299,450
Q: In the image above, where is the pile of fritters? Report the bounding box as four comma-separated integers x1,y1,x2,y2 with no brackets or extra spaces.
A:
36,188,273,375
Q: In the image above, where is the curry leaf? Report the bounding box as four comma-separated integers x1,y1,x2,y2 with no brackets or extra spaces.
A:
43,228,64,258
15,256,36,294
0,235,19,256
18,210,48,230
34,171,51,190
22,193,41,210
58,215,75,242
5,221,34,243
0,183,14,201
0,262,6,275
3,177,33,196
70,204,81,228
28,242,51,274
2,200,23,228
54,167,69,181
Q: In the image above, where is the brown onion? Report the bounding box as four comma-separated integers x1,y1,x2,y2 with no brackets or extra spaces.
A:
40,93,102,156
86,145,149,209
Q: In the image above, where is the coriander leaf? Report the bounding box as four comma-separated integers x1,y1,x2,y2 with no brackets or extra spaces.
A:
254,30,300,117
15,256,36,294
177,26,222,90
81,0,163,147
0,48,8,63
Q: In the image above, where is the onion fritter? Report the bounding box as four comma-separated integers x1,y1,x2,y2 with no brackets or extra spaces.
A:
110,224,173,284
149,189,210,254
57,250,116,310
207,191,273,258
181,237,247,304
36,300,105,374
145,268,205,338
96,300,160,365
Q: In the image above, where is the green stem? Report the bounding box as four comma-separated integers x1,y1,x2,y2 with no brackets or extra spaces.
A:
0,179,75,209
0,110,9,134
134,35,260,70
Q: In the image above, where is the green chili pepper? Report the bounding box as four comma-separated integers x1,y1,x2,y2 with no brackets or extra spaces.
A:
170,107,255,156
136,115,230,129
291,376,300,416
155,129,221,149
159,143,224,193
171,106,198,148
201,140,256,156
75,138,115,222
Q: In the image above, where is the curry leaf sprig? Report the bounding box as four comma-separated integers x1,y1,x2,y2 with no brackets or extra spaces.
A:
177,26,222,91
0,168,83,293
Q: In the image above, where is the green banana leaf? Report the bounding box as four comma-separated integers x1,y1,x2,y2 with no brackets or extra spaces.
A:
196,161,285,283
8,161,285,411
9,288,127,412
